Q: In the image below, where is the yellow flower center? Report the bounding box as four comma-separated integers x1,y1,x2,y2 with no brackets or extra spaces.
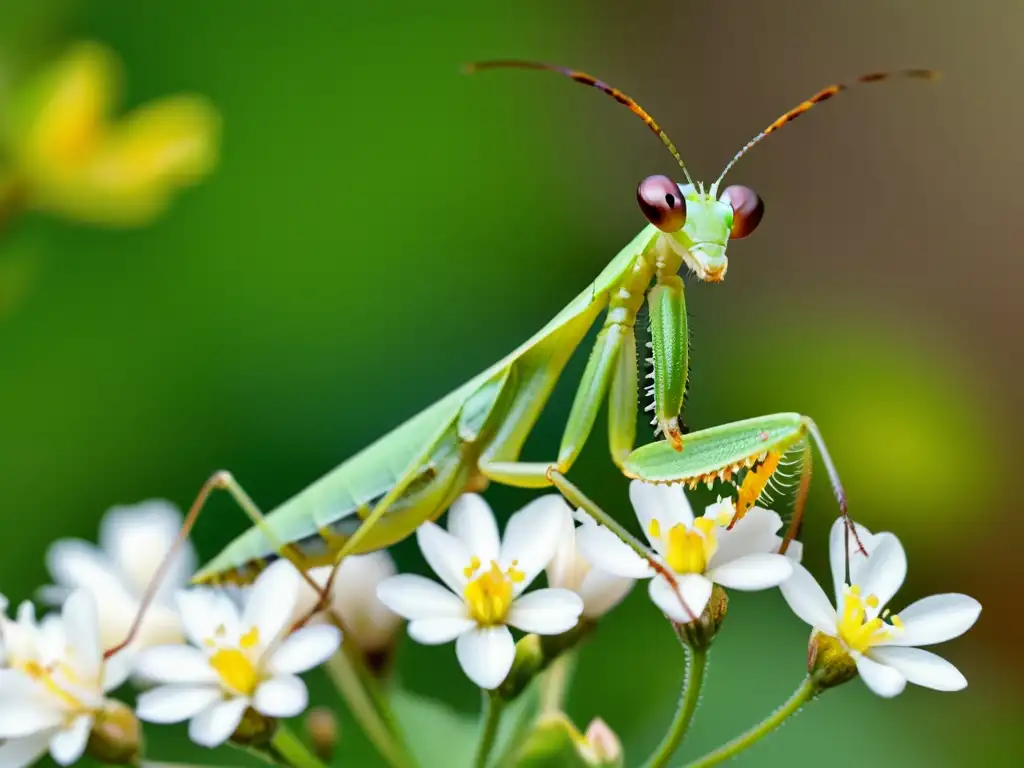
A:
837,585,903,653
649,517,718,574
20,659,86,711
462,559,524,626
208,626,262,696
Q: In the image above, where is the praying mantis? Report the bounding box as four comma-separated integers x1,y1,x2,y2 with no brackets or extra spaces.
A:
108,61,936,655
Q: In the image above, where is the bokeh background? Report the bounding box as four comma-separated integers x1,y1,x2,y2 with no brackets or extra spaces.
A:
1,0,1021,765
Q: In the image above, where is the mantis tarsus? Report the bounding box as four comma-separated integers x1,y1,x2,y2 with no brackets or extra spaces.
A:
107,61,937,655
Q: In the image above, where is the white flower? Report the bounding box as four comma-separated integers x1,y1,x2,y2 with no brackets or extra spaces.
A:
134,560,341,748
42,500,196,651
545,496,634,620
576,481,793,623
293,552,403,653
376,494,584,690
0,591,131,767
780,518,981,697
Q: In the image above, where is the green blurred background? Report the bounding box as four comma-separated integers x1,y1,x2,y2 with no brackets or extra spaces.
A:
1,1,1021,765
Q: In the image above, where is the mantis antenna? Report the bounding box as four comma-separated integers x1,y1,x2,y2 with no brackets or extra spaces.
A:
713,68,940,191
466,59,696,187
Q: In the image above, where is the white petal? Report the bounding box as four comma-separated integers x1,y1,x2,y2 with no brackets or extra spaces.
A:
506,589,583,634
447,494,501,562
134,645,218,685
103,649,135,691
61,590,102,679
176,588,240,647
868,647,967,691
855,533,906,615
376,574,466,620
416,522,471,594
780,538,803,563
0,731,51,768
0,698,63,739
310,553,401,651
269,625,341,675
649,574,712,624
779,565,838,635
455,625,515,690
407,618,476,645
254,675,308,717
629,481,693,551
544,500,579,591
0,668,44,699
243,560,300,644
882,594,981,647
578,569,635,619
829,517,876,603
575,521,652,580
101,500,197,597
500,496,565,593
708,554,792,591
709,507,783,568
45,540,126,599
854,654,906,698
188,697,249,748
136,685,222,723
49,715,92,766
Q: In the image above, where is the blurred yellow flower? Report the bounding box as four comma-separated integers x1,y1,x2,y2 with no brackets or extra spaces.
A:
5,41,219,226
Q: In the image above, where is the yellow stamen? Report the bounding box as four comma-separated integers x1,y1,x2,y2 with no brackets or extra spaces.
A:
240,626,260,650
209,648,259,696
463,555,482,579
837,584,899,653
22,660,84,710
648,515,718,575
463,561,518,626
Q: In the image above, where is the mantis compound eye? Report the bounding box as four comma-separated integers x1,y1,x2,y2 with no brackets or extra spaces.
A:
637,175,687,233
720,185,764,239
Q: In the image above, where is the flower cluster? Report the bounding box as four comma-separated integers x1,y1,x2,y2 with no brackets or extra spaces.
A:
0,501,399,765
0,472,982,766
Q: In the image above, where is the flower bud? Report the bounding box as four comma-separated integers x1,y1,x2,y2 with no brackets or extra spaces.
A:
85,700,142,765
229,707,277,747
807,631,858,690
306,707,339,762
674,585,728,650
512,713,623,767
580,718,623,767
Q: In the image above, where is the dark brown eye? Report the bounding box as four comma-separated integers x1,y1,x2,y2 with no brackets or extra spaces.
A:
721,185,764,239
637,175,687,233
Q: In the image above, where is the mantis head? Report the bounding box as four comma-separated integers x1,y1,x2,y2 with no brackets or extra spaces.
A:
636,175,764,283
467,60,937,282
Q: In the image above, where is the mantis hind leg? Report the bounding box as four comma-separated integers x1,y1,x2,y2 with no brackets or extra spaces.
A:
104,470,331,659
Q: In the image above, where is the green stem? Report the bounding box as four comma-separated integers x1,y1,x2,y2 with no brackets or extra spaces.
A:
539,651,576,715
474,691,505,768
641,646,709,768
684,678,818,768
268,724,329,768
324,646,413,768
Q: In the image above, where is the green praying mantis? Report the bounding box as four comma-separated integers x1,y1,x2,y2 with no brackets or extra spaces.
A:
107,61,937,655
